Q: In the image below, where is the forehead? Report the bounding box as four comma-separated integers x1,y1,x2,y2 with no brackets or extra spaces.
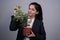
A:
29,5,35,9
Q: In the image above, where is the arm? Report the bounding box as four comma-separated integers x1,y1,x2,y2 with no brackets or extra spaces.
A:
35,21,46,40
9,15,22,31
27,20,46,40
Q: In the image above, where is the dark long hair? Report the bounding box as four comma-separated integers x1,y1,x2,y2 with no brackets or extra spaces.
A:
29,2,43,21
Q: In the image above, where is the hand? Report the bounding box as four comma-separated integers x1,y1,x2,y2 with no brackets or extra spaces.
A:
27,30,35,37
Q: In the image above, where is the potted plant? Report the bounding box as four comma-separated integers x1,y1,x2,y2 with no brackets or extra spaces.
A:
14,5,32,36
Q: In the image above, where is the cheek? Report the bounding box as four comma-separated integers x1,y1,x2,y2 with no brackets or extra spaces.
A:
32,11,37,15
28,10,35,15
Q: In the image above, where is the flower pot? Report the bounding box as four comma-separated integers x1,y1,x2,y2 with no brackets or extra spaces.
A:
23,27,32,36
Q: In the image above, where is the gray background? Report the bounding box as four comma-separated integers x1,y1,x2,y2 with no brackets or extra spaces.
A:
0,0,60,40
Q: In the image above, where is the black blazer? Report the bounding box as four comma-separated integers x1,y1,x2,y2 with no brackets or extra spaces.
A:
9,15,46,40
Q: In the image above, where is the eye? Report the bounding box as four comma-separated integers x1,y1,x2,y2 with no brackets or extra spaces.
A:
31,8,34,11
29,8,35,11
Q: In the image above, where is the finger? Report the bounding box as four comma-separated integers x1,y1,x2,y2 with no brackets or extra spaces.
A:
30,30,35,37
30,30,34,34
28,34,32,37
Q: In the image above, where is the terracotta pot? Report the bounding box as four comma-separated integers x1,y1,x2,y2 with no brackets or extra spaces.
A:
23,27,32,36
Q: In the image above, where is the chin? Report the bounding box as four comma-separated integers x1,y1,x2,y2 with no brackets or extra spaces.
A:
29,15,32,17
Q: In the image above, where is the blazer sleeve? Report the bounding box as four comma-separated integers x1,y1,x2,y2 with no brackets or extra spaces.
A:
35,21,46,40
9,15,22,31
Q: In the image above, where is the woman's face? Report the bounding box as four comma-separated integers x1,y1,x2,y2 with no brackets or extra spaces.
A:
28,5,38,17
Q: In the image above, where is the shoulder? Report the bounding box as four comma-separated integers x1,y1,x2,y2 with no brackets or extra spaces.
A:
35,19,44,26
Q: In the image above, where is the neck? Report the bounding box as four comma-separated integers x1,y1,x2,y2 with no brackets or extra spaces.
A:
29,16,35,19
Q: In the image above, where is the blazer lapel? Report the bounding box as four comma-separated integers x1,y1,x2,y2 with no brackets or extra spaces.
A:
32,18,37,31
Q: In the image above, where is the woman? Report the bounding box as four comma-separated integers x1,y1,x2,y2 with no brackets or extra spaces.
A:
10,2,46,40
